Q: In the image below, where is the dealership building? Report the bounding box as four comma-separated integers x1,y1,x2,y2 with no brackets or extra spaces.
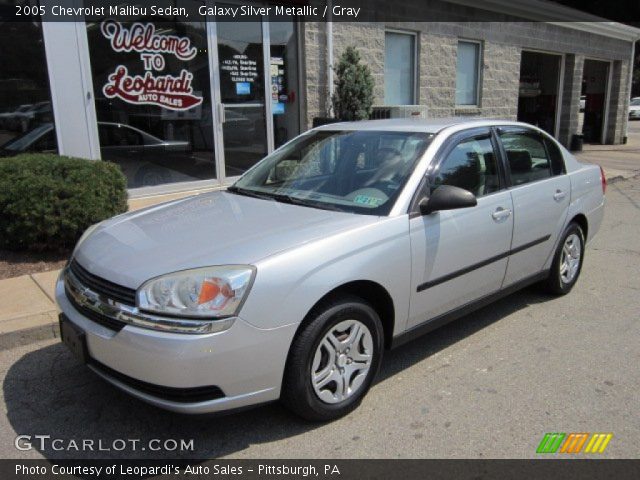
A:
1,0,638,195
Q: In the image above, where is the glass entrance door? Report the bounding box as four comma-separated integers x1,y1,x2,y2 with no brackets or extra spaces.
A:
213,8,270,179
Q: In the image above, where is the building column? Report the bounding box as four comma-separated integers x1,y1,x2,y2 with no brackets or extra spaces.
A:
605,59,630,144
557,54,584,148
42,18,100,160
301,22,328,129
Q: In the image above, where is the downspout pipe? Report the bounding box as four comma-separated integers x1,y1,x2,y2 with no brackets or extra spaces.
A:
327,0,334,116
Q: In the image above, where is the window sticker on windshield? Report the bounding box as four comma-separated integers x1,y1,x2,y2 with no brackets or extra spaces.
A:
353,195,384,207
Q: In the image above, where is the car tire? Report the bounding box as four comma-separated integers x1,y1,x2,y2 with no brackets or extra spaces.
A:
281,295,384,421
543,222,585,295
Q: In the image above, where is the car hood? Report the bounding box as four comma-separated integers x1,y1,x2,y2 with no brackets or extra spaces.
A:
74,191,378,289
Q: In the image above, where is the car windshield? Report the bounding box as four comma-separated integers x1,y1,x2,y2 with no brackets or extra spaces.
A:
631,99,640,106
231,130,433,215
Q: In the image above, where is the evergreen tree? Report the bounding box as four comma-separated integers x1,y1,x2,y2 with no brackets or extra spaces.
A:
332,46,374,121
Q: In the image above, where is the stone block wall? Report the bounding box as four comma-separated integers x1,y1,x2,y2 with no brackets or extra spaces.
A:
300,0,634,145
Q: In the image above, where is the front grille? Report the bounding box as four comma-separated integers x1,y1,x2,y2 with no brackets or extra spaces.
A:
65,285,126,332
70,259,136,306
89,358,225,403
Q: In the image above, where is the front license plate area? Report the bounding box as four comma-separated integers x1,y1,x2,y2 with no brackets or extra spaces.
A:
59,314,88,364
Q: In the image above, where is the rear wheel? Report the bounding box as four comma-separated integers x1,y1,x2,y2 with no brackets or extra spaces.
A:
281,296,384,421
543,222,585,295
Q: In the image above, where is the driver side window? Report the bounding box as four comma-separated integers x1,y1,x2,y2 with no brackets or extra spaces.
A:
433,135,500,197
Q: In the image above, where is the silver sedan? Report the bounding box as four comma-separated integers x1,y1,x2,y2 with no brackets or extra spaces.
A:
57,118,605,420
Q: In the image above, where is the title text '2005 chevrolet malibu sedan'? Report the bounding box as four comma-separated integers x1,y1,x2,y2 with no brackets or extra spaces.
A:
57,119,605,420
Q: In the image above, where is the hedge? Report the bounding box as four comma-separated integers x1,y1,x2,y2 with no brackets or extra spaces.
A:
0,153,128,251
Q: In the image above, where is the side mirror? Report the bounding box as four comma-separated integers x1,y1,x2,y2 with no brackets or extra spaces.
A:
419,185,477,215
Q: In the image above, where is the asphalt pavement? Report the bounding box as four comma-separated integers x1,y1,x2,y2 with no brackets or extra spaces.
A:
0,178,638,460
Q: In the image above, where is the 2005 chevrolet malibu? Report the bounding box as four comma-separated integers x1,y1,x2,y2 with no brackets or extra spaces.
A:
57,119,605,420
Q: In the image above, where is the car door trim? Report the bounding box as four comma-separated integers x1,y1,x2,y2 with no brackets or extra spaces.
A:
416,234,550,292
394,270,550,349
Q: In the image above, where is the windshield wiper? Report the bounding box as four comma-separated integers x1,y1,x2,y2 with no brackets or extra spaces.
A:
226,186,273,201
271,192,347,212
228,186,346,212
268,192,307,205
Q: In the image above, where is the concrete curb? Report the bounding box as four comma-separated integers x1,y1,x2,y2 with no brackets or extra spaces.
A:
0,321,59,351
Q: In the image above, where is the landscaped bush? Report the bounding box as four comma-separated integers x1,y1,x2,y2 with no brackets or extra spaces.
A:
0,153,128,251
332,46,374,121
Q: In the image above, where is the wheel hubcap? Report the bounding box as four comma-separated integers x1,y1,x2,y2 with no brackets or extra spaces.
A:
311,319,374,404
560,233,581,284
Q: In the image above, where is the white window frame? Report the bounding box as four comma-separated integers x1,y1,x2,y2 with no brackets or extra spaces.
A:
455,39,483,107
384,28,418,105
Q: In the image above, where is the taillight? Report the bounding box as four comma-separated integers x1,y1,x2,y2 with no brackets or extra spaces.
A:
599,165,607,194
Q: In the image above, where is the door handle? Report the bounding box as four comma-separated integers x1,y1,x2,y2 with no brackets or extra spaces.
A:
491,207,512,221
553,190,567,201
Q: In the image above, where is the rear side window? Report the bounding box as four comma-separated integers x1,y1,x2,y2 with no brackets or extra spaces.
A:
499,130,551,186
544,137,566,175
433,135,501,197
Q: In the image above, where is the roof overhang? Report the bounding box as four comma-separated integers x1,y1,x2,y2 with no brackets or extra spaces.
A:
447,0,640,42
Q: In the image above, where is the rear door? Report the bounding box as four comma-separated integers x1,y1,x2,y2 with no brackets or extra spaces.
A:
407,128,514,328
496,127,570,286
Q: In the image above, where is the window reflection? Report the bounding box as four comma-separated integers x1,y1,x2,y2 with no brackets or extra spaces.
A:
86,2,216,188
0,22,57,156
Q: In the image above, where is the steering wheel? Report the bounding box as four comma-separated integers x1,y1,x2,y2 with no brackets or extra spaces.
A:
369,178,401,195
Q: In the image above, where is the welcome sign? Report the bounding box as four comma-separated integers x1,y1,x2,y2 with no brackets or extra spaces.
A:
100,20,203,111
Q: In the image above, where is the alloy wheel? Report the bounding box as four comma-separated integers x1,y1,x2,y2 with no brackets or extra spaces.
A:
560,233,581,284
311,319,374,404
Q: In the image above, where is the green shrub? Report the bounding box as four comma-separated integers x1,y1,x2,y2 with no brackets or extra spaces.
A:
0,153,128,251
332,46,374,121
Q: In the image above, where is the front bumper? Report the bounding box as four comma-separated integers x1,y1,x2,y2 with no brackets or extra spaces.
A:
55,275,297,414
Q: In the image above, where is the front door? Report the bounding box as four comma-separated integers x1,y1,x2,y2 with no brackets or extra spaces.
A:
408,129,514,328
211,6,270,181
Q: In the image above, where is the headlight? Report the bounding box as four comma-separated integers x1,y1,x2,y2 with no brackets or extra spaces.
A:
137,266,255,319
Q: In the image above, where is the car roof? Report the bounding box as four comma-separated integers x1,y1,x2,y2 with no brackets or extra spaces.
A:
313,117,536,134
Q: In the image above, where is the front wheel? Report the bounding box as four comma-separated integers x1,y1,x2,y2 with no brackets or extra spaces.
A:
543,222,585,295
281,296,384,421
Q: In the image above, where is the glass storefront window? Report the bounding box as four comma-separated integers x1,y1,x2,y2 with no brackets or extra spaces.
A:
0,21,56,157
82,2,300,188
86,1,216,188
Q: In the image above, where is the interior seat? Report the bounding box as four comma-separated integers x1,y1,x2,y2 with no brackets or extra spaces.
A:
506,149,533,185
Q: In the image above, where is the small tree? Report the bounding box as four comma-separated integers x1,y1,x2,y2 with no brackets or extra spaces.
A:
332,46,374,121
